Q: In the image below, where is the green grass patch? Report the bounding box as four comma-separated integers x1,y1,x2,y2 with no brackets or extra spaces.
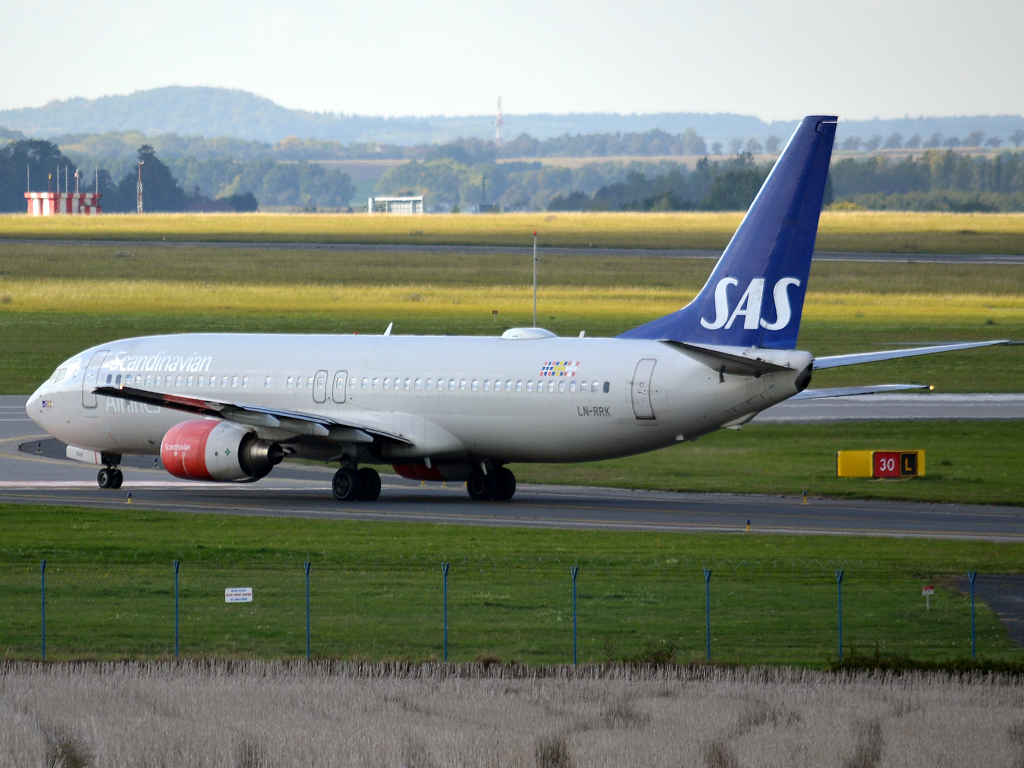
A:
3,210,1024,253
0,504,1020,665
513,421,1024,506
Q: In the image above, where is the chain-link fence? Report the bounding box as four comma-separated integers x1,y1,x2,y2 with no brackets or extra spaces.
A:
0,554,1015,665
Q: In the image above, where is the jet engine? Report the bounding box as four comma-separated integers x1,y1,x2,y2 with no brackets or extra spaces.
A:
161,420,284,481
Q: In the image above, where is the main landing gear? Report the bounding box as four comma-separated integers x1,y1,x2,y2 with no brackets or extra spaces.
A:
466,465,516,502
97,466,123,490
332,466,381,502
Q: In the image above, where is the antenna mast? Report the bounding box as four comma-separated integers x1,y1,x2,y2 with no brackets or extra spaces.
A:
136,161,144,214
495,97,504,147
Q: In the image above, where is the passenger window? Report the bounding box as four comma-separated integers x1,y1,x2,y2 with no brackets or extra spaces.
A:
145,375,151,386
242,376,249,387
186,376,193,387
231,376,238,387
471,379,478,391
459,379,466,391
296,376,304,389
264,376,272,388
603,381,610,393
286,376,293,388
548,381,555,392
569,381,577,393
175,376,182,387
558,381,566,393
415,378,422,390
198,376,204,387
436,378,443,391
383,378,390,389
221,376,228,387
580,380,587,391
448,379,455,391
306,376,312,388
483,379,490,391
515,380,523,392
526,381,533,392
405,378,411,390
106,374,112,385
372,378,379,389
361,378,368,389
350,378,357,388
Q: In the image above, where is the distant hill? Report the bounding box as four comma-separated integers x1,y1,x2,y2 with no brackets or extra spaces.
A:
1,86,1022,148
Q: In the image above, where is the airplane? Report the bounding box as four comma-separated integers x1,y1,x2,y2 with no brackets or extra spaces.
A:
26,116,1006,502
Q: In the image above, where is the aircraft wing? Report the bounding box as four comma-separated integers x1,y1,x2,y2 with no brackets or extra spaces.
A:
813,340,1008,370
93,386,413,444
790,384,931,401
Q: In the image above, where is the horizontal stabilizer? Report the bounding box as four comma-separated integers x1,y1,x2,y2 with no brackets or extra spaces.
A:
93,386,411,444
662,340,791,376
790,384,931,401
814,340,1008,369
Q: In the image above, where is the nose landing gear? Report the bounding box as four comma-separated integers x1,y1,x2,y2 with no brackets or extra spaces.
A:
97,466,123,490
332,466,381,502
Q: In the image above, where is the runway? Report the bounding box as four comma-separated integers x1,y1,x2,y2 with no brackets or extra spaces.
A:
3,396,1022,540
3,238,1023,264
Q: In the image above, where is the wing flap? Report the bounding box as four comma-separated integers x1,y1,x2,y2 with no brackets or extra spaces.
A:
93,386,411,444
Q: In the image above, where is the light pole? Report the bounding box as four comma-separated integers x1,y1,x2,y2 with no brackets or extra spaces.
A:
137,161,144,213
532,231,538,327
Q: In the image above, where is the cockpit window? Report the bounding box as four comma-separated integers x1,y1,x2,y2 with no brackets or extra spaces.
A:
50,368,67,383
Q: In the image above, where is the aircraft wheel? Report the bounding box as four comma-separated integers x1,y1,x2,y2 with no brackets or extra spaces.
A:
332,467,362,502
466,468,496,501
357,467,381,501
111,469,124,490
97,468,114,489
493,467,516,501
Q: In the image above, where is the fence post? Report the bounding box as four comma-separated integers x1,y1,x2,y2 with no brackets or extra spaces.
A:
173,560,180,659
571,565,579,666
304,561,311,660
441,563,450,662
703,568,712,662
968,570,977,659
835,569,844,662
40,560,46,661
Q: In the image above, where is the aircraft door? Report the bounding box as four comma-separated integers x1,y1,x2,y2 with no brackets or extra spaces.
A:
631,359,657,420
313,370,328,404
82,350,109,414
331,370,348,404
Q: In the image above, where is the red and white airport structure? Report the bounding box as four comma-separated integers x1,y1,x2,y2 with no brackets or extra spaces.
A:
24,192,102,216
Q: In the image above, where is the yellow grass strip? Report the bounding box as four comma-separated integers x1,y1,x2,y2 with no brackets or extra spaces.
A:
1,279,1022,322
2,211,1024,253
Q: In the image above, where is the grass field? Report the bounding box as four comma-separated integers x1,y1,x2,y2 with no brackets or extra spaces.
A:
0,504,1020,665
3,210,1024,253
5,664,1024,768
513,421,1024,506
1,243,1022,393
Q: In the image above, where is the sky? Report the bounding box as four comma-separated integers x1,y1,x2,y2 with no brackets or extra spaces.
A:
2,0,1022,120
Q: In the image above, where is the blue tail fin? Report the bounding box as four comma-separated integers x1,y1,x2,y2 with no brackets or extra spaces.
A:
618,115,837,349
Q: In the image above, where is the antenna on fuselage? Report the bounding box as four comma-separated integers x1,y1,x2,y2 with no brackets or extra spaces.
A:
383,322,393,336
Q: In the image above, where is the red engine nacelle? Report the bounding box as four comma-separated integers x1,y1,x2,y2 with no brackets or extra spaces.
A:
161,420,283,481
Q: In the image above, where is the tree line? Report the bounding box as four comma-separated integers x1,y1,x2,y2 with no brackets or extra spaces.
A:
0,140,355,212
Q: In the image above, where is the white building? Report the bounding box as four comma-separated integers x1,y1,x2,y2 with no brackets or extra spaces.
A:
368,196,424,214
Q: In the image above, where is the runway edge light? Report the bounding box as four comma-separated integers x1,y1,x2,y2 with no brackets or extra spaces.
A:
837,450,925,478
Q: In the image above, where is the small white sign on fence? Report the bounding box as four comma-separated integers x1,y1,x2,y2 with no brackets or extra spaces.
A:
922,585,934,611
225,587,253,603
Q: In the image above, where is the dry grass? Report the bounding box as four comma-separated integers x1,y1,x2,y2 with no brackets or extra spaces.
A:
3,210,1024,253
1,661,1023,767
0,278,1022,326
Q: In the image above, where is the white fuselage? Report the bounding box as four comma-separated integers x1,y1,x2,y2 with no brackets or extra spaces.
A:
27,333,810,467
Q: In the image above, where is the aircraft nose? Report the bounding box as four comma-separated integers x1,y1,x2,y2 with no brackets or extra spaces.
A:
26,390,43,426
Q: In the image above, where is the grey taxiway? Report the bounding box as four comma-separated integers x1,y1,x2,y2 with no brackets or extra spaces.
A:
2,395,1022,541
